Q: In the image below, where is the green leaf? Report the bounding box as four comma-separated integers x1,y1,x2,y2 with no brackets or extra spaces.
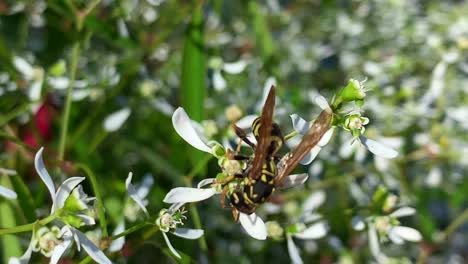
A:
0,178,22,263
248,1,274,61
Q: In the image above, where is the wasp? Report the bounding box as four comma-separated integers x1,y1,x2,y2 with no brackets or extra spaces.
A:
226,86,333,221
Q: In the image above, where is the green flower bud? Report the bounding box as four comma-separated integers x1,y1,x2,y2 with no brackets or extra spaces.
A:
49,60,66,76
334,79,368,108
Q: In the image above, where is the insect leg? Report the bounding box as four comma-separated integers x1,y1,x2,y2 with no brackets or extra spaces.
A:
232,124,256,149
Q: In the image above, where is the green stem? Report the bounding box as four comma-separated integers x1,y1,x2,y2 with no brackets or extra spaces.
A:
58,42,80,161
75,163,108,237
440,208,468,242
111,222,152,240
0,214,57,236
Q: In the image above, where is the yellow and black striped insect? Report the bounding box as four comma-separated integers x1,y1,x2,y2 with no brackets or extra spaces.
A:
228,86,333,221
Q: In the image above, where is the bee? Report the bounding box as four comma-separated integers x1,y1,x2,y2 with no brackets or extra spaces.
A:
228,86,333,221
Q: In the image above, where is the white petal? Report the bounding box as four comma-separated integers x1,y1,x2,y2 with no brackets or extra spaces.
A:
390,207,416,218
172,228,204,239
294,222,327,240
287,235,303,264
236,115,257,130
103,107,131,132
13,56,34,80
212,70,226,91
162,232,181,259
75,213,96,226
317,128,334,147
299,212,322,223
34,147,56,203
73,228,112,264
0,168,17,175
238,213,267,240
163,187,216,204
280,173,309,189
389,226,422,242
351,217,365,231
125,172,149,217
136,173,154,199
172,107,212,153
50,231,73,264
314,95,331,112
223,60,248,74
387,229,405,245
303,145,322,165
368,223,381,258
290,114,310,135
359,136,398,159
197,178,216,188
302,191,326,212
0,185,17,199
108,220,125,252
48,76,69,90
53,177,85,212
8,236,35,264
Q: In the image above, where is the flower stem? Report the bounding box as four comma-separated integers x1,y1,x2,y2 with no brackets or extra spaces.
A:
0,214,57,236
111,222,153,240
58,42,80,161
440,208,468,242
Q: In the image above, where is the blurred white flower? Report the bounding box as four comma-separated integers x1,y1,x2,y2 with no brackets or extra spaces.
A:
125,174,203,258
209,57,248,91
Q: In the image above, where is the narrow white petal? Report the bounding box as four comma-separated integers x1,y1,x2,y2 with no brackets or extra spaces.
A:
13,56,34,80
108,220,125,252
168,202,185,214
314,95,331,112
212,70,227,91
317,128,334,147
387,229,405,245
300,146,321,165
223,60,248,74
287,235,303,264
351,217,365,231
359,136,398,159
390,207,416,218
236,115,257,130
299,212,322,223
389,226,422,242
75,213,96,226
0,168,17,175
50,232,73,264
0,185,17,199
103,107,131,132
368,223,381,258
8,236,35,264
302,191,326,212
280,173,309,189
172,107,212,153
197,178,216,189
125,172,149,217
238,213,267,240
290,114,310,135
53,177,85,212
163,187,216,204
73,228,112,264
173,228,204,240
162,232,181,259
294,222,327,240
136,173,154,199
34,147,56,203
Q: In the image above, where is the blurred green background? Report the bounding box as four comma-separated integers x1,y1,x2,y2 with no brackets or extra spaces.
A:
1,0,467,263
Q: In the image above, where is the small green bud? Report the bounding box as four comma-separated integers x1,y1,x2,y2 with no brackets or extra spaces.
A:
334,79,368,108
211,143,226,159
371,186,389,212
61,214,85,228
49,60,66,76
343,113,369,137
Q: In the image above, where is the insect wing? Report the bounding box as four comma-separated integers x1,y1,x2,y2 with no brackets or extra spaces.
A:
248,86,276,180
275,110,333,186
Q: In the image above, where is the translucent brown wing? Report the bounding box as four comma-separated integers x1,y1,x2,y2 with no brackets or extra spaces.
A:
275,110,333,186
248,86,276,180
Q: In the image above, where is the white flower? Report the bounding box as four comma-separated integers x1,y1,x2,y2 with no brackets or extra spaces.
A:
286,191,328,264
209,57,248,91
353,207,422,261
9,147,112,264
124,173,154,222
125,175,203,259
163,173,309,240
